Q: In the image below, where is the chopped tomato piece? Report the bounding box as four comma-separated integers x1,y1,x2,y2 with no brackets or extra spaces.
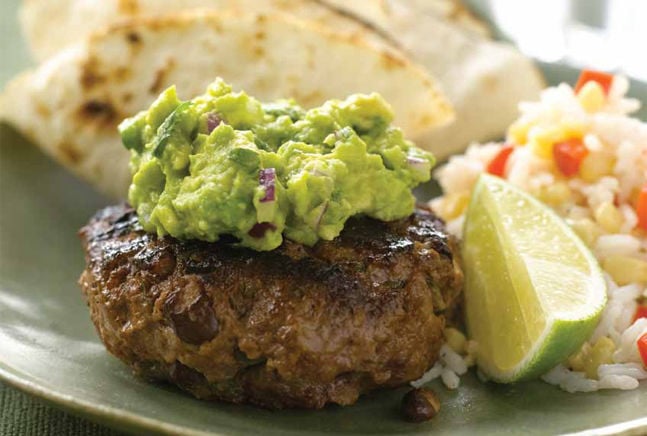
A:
634,306,647,323
486,145,514,177
638,333,647,368
574,70,614,95
635,184,647,230
553,139,588,177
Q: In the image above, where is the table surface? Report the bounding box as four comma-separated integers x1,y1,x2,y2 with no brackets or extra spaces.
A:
0,382,125,435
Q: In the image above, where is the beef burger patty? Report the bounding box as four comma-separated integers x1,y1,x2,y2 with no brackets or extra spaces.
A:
79,204,463,409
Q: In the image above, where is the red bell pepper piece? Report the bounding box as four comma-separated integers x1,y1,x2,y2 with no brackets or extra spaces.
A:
574,70,614,95
486,145,514,178
635,184,647,230
553,139,588,177
638,333,647,368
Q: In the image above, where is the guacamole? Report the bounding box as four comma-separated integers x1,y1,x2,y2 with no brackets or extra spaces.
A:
120,79,435,251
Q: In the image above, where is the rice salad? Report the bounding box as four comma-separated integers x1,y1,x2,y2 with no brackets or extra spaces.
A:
424,72,647,393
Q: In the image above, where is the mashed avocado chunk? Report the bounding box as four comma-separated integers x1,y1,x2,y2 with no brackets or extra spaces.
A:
120,78,435,251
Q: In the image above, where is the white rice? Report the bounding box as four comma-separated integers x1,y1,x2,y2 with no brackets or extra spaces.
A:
411,341,478,390
614,318,647,363
440,345,467,375
598,363,647,379
542,365,599,393
440,368,460,390
594,234,642,260
541,363,643,392
411,362,444,389
425,75,647,392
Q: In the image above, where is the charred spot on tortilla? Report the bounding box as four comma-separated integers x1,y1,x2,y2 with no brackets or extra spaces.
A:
77,100,119,126
113,66,132,83
254,30,267,41
148,58,176,95
80,57,106,90
58,142,84,165
35,102,51,118
379,49,408,70
125,31,141,44
117,0,140,15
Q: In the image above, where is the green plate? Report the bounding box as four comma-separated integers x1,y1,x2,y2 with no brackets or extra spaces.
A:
1,1,646,434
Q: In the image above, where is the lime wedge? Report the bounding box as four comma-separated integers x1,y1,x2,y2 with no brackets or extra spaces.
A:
462,174,607,382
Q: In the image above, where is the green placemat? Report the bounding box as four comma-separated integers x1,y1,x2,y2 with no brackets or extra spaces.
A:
0,382,124,436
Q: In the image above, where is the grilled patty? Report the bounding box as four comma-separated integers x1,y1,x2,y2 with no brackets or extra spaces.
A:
79,204,463,409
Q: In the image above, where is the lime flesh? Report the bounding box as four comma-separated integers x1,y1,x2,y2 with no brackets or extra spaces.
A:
462,174,607,382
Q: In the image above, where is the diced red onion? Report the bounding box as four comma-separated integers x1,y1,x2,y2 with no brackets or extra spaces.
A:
248,222,277,238
259,168,276,202
207,113,223,133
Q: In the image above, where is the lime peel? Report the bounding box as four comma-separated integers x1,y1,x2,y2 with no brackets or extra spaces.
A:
462,174,607,382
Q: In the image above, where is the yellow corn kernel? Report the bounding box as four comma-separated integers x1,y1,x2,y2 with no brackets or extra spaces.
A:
528,126,562,159
577,81,606,113
594,202,623,233
444,327,467,354
439,191,470,221
579,151,615,182
559,120,587,139
569,218,602,247
583,336,615,379
529,139,551,160
464,340,478,367
568,342,591,372
602,255,647,285
568,338,615,379
508,120,532,145
536,181,572,206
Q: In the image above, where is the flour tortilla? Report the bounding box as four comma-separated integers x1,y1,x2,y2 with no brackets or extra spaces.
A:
320,0,491,38
20,0,487,60
1,10,453,198
20,0,394,61
319,0,545,159
405,0,491,37
21,0,542,160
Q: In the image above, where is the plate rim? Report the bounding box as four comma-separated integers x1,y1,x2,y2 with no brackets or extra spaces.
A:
2,338,647,436
0,363,221,436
